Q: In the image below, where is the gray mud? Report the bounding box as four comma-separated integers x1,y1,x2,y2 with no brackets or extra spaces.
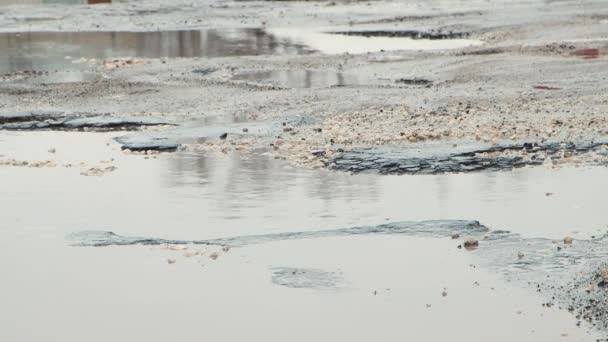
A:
66,220,488,247
327,141,608,175
0,111,172,131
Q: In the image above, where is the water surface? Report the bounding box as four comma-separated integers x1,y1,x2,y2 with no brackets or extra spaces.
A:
0,29,311,74
0,131,605,341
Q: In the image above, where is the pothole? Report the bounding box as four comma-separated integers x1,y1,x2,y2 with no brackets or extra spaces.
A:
0,29,313,81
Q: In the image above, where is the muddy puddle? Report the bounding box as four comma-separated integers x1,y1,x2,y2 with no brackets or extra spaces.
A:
1,131,607,239
0,27,484,83
1,131,607,340
0,29,311,77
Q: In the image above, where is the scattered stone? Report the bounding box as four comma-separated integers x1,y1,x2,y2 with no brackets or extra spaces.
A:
564,236,574,244
29,160,57,168
311,150,326,157
219,133,228,140
160,244,187,251
167,258,176,265
0,158,62,168
518,251,525,259
80,166,117,176
463,238,479,249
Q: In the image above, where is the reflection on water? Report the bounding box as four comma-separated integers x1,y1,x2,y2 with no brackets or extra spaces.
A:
164,150,608,240
167,152,379,219
232,70,364,88
0,29,312,73
1,131,607,241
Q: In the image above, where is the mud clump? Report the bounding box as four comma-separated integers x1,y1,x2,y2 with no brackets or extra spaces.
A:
463,238,479,250
456,47,504,56
395,78,432,86
329,30,470,40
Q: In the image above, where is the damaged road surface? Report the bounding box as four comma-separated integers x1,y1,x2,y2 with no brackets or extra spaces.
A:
1,0,608,341
327,141,608,175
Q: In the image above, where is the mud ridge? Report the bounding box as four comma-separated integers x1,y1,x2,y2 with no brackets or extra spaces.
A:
66,220,488,247
0,112,173,131
327,141,608,175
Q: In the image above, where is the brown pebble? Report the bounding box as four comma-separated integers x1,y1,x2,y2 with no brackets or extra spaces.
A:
463,238,479,249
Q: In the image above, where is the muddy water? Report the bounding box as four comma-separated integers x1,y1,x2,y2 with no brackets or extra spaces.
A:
0,131,606,341
0,29,311,74
0,27,483,81
1,131,606,240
